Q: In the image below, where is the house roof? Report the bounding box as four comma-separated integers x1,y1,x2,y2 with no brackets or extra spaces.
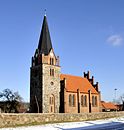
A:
38,15,53,55
101,102,117,110
60,74,98,94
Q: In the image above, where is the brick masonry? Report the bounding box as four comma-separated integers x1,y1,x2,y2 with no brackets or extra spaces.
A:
1,112,124,128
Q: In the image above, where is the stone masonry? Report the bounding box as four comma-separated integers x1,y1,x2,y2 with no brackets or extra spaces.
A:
42,63,60,113
1,112,124,128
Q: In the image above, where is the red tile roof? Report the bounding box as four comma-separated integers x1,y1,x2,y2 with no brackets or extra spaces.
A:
60,74,98,94
101,102,117,110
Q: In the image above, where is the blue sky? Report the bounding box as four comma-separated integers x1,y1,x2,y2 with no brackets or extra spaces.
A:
0,0,124,102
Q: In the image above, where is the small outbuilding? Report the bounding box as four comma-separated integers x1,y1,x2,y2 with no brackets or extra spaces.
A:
101,101,117,112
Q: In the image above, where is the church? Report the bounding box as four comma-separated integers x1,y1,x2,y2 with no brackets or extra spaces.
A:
30,14,101,113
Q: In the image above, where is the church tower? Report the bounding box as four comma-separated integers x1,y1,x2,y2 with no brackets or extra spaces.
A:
30,15,61,113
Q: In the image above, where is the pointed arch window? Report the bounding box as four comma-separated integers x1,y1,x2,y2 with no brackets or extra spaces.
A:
52,58,54,65
92,96,95,107
81,95,87,107
92,96,97,107
49,94,55,113
81,95,84,107
72,94,75,107
50,58,54,65
84,95,87,107
50,68,54,76
95,96,97,106
69,94,72,106
69,94,75,107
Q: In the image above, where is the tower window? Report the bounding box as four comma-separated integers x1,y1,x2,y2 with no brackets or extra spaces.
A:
50,58,54,65
50,95,54,105
50,68,54,76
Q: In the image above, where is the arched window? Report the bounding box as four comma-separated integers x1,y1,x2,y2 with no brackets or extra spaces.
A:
50,68,54,76
49,95,55,113
52,69,54,76
49,95,54,105
92,96,95,107
81,95,84,107
84,95,87,107
50,58,51,65
50,68,52,76
50,58,54,65
69,94,72,106
52,58,54,65
72,94,75,107
95,96,97,106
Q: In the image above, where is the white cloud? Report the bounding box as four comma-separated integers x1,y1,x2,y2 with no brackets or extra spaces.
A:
107,35,123,46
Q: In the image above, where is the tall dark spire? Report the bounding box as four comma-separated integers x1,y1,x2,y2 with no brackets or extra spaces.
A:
38,15,52,55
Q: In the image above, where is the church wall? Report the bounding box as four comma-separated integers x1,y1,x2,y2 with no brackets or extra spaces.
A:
80,93,89,113
64,91,100,113
65,92,78,113
91,94,100,113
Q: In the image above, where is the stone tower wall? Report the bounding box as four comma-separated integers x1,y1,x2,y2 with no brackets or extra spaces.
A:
30,65,42,113
42,64,60,113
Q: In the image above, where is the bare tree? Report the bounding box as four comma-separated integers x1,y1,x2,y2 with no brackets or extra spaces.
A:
0,89,23,113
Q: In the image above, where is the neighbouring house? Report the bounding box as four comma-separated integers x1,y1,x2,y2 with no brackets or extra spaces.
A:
101,101,117,112
30,14,102,113
17,102,30,113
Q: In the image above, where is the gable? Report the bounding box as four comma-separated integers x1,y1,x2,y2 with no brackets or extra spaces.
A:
49,49,56,58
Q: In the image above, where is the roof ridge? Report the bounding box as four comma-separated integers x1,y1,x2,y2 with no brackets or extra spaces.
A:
61,73,83,78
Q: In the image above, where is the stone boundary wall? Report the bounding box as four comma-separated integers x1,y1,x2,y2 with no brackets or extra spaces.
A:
0,112,124,128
